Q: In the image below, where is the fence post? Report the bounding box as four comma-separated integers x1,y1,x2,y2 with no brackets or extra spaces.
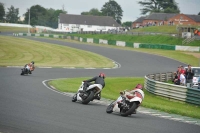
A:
165,73,168,82
154,74,157,81
159,73,162,82
171,72,174,81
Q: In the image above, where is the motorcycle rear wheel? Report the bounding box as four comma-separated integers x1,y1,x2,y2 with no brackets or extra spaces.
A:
120,102,138,117
82,91,94,104
106,101,115,113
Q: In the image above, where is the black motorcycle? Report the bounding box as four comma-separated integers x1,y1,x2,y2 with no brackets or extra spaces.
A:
21,64,31,75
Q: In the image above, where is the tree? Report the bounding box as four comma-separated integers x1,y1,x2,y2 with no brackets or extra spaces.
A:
5,5,19,23
47,8,67,28
24,5,47,26
0,3,5,22
163,7,180,13
138,0,180,15
81,8,102,16
24,5,67,28
122,21,132,27
101,0,123,24
198,12,200,15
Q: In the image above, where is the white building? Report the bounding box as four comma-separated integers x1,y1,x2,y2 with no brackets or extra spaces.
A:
58,13,121,32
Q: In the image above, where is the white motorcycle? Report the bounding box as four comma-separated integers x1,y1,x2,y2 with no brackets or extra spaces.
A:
106,89,144,117
72,82,103,104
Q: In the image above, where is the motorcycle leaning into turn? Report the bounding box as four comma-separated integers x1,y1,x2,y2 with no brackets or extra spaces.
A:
106,85,144,117
21,64,33,75
72,82,103,104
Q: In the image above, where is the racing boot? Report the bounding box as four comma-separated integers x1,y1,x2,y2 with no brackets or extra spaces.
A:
96,95,101,100
94,93,101,100
118,101,123,108
79,86,87,98
132,110,136,114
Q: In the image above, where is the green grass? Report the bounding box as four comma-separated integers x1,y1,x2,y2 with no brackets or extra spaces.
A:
70,33,200,46
0,26,28,32
49,38,199,67
131,25,178,33
49,77,200,119
0,36,114,68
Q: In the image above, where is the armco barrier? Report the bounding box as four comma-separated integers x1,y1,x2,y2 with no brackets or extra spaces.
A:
145,73,200,105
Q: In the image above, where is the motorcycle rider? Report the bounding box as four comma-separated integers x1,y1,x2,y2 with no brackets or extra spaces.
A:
26,61,35,74
118,84,144,114
79,72,106,100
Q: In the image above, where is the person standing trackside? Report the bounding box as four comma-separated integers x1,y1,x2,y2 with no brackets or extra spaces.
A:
180,71,186,86
185,64,194,84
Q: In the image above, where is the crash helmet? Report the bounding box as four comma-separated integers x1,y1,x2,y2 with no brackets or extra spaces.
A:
135,84,143,90
99,72,105,78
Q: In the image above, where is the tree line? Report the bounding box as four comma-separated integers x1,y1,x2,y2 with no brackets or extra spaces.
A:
0,0,199,28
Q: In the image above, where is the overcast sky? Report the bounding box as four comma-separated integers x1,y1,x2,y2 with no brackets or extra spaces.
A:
1,0,200,22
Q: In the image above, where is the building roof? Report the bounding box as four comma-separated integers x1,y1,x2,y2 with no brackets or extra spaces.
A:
144,13,178,21
133,17,146,23
59,13,121,27
185,14,200,22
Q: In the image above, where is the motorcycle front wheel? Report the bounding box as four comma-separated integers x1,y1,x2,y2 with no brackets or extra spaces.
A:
82,91,94,104
72,93,77,102
120,102,138,117
106,101,115,113
21,69,24,75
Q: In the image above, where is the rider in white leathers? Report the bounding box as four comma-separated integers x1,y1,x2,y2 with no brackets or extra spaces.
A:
116,84,144,114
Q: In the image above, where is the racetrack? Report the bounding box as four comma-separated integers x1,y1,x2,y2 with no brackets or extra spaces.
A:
0,35,199,133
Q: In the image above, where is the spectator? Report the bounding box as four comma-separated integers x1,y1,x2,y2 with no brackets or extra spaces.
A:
185,64,194,84
198,77,200,89
176,66,180,74
180,65,186,75
180,71,186,86
173,72,180,85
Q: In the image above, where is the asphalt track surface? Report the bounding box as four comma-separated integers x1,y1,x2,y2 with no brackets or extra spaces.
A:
0,34,199,133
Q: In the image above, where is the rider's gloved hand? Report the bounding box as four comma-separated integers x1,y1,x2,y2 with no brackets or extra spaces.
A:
120,91,124,95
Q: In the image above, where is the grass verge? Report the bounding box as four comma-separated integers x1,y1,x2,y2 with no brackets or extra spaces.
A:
0,26,28,32
131,25,178,33
49,77,200,119
0,36,114,68
69,33,200,46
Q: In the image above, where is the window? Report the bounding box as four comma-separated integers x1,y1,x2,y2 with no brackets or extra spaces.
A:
88,25,92,28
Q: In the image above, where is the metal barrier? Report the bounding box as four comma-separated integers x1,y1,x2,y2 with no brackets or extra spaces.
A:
145,73,200,105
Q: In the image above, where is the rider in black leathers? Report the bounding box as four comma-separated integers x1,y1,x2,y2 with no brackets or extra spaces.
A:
80,73,106,100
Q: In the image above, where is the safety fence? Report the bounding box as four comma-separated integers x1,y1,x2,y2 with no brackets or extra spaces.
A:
13,33,200,52
145,72,200,105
